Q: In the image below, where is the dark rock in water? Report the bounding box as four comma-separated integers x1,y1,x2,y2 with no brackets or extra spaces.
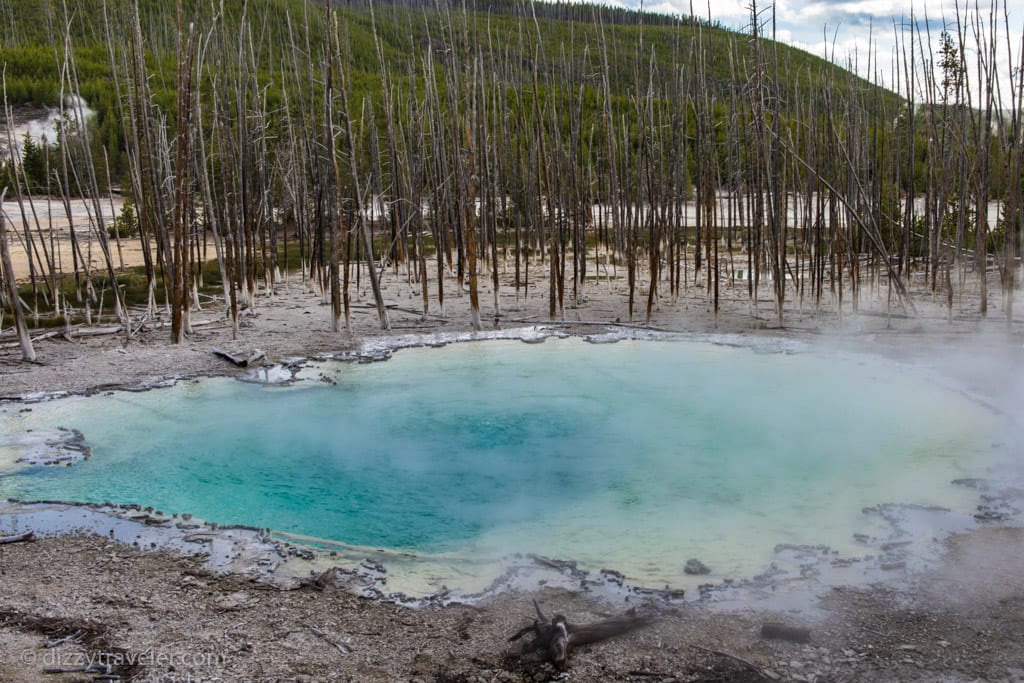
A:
974,509,1010,522
880,540,913,551
750,562,786,584
879,560,907,571
773,543,831,556
953,478,991,491
684,558,711,575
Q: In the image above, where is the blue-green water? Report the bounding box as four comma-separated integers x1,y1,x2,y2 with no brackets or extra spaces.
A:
0,337,998,589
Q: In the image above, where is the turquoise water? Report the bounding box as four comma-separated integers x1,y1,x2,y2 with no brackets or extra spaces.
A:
0,337,997,590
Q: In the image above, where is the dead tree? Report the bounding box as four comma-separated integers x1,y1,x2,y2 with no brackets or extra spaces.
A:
0,189,37,362
508,600,653,671
0,531,35,544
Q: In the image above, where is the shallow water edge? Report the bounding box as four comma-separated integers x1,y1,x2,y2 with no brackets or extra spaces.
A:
2,325,1022,610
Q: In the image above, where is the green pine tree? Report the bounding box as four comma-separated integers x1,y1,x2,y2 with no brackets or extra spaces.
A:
20,132,50,193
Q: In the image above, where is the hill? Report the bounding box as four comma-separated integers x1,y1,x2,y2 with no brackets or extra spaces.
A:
0,0,1018,344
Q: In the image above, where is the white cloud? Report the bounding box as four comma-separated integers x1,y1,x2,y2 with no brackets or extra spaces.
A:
605,0,1022,107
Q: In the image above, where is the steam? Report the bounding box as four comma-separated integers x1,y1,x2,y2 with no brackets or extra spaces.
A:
3,94,96,160
808,318,1024,493
926,329,1024,481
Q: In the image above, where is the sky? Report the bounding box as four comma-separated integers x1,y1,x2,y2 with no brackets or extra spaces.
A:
612,0,1023,108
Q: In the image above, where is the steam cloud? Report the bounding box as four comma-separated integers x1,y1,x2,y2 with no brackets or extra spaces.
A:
3,94,96,161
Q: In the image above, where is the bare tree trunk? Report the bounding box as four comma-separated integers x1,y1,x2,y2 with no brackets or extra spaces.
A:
171,1,197,343
0,190,36,361
332,10,389,331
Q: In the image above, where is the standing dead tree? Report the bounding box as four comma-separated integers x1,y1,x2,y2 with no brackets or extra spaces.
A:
3,0,1021,338
170,0,198,343
331,8,390,331
0,188,37,361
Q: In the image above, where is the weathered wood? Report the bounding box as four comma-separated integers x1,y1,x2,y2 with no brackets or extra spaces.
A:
211,347,265,367
1,326,124,349
0,530,35,544
70,326,124,338
0,188,36,362
690,643,768,677
509,600,652,670
303,567,338,592
45,629,84,648
760,621,812,644
309,624,352,654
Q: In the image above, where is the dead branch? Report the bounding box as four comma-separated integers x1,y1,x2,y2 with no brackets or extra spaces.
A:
69,326,124,338
211,347,265,367
760,622,812,643
45,629,84,648
689,643,766,677
509,599,653,670
309,624,352,655
0,530,35,544
301,567,338,591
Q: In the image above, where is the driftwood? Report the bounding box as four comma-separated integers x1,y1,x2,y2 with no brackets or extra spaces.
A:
509,600,652,670
70,326,124,338
0,325,124,346
760,622,812,644
302,567,339,591
211,347,265,367
45,629,84,648
309,624,352,654
42,665,111,675
0,530,35,544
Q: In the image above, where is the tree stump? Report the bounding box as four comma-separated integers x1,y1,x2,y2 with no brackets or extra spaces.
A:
509,600,653,670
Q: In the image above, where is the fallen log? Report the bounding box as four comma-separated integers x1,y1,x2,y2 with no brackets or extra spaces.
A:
71,326,124,338
509,600,652,670
211,347,266,367
45,629,84,648
760,622,812,644
0,530,35,544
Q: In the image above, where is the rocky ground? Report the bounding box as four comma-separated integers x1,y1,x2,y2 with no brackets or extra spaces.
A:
2,260,1024,682
0,528,1022,683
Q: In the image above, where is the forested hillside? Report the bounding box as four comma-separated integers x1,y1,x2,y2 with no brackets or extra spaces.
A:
0,0,1021,352
1,0,869,183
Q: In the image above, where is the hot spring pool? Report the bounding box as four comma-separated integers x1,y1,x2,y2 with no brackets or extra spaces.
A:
0,336,1001,594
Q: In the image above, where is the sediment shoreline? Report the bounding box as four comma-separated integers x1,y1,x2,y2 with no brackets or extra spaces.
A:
2,271,1024,681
